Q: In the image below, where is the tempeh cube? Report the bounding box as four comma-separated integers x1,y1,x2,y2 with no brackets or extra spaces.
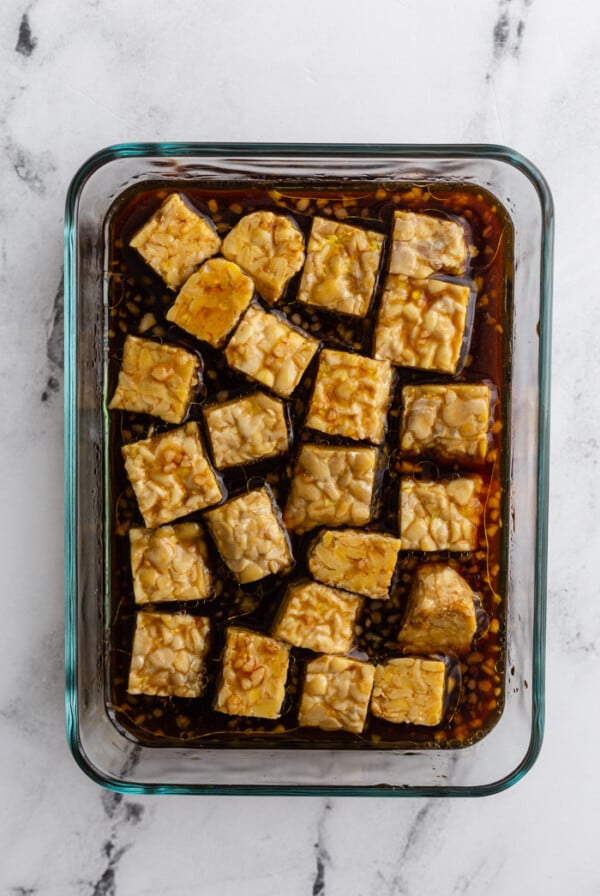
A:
399,383,492,462
283,444,379,534
122,422,223,528
397,563,478,656
374,276,472,373
221,210,305,304
298,655,375,734
127,611,211,697
225,303,319,398
273,581,362,654
215,627,290,719
204,486,292,583
203,391,289,469
298,217,384,317
166,258,254,347
108,335,200,424
129,522,212,604
129,193,221,290
307,528,401,600
388,211,468,279
399,477,483,552
305,349,393,444
371,657,447,726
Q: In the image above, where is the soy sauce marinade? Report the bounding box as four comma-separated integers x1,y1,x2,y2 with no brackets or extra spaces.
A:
105,181,511,749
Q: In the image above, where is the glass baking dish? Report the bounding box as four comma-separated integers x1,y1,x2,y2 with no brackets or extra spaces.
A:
64,143,553,795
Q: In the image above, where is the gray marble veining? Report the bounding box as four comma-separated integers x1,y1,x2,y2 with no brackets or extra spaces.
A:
1,0,598,893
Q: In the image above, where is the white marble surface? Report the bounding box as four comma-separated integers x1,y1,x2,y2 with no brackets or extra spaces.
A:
1,0,598,892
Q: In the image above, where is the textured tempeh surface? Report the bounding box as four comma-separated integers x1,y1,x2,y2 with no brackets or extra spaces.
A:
205,487,292,583
298,216,384,317
222,210,305,304
305,348,393,444
129,522,212,603
284,444,379,534
399,476,484,551
299,654,375,733
307,528,401,599
225,303,319,397
129,192,221,289
374,276,472,373
399,383,491,460
109,335,200,423
273,580,362,654
371,657,447,726
203,391,289,468
122,422,224,527
397,563,478,656
127,611,211,697
166,257,254,347
215,627,290,719
388,210,468,278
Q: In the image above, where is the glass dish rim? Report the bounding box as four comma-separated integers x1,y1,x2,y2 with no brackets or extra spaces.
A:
64,142,553,796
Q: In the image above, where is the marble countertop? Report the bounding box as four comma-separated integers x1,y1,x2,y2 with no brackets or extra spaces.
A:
1,0,597,892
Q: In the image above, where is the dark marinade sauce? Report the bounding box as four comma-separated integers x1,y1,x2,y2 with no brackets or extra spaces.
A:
105,180,512,749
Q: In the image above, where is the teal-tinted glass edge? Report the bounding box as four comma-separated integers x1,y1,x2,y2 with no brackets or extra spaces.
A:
64,172,78,767
63,143,553,796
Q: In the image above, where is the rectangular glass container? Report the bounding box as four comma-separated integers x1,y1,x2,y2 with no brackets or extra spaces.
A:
64,144,553,795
